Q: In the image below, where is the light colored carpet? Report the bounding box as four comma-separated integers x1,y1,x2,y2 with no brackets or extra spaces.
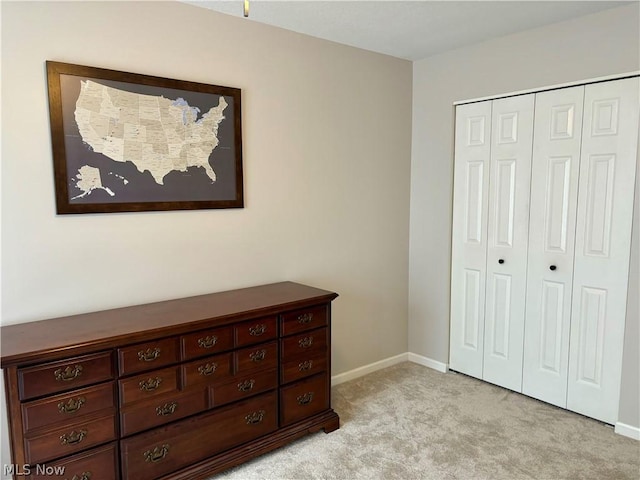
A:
215,362,640,479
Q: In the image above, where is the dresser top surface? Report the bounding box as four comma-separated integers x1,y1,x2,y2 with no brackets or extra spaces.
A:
1,282,338,367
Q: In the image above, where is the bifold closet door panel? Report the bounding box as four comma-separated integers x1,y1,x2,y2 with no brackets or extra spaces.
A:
449,101,492,379
522,86,585,407
482,94,535,392
567,77,640,424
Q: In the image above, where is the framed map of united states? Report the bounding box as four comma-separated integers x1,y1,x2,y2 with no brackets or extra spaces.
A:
46,61,243,214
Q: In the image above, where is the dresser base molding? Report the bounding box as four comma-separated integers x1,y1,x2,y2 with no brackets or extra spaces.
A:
161,409,340,480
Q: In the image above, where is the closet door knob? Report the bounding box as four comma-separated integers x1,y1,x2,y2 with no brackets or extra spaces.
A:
498,259,504,264
549,265,557,271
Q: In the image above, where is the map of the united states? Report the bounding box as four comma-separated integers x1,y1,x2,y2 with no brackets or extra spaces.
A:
74,80,227,191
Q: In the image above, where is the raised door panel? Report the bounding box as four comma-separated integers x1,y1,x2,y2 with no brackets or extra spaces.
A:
567,77,640,424
522,86,584,407
483,94,534,392
450,101,492,379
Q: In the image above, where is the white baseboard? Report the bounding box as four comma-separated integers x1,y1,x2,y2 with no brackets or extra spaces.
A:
331,352,449,386
615,422,640,440
408,352,449,373
331,353,408,386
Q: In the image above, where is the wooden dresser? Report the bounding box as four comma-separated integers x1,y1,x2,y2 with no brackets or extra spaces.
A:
1,282,339,479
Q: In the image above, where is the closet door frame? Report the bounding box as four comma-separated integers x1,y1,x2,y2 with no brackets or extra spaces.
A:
450,72,639,427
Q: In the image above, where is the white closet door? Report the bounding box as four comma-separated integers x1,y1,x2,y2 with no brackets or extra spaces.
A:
482,94,535,391
450,101,492,379
567,77,640,424
522,86,585,407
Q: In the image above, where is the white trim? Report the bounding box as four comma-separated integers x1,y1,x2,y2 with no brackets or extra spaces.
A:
331,353,408,386
330,352,451,386
615,422,640,441
408,352,449,373
454,71,640,105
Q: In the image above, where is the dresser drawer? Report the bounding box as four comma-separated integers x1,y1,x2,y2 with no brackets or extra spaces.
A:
280,352,328,384
18,352,114,401
210,369,277,407
280,327,327,360
235,341,278,374
280,373,328,427
27,442,118,480
118,337,179,376
181,326,234,360
24,413,116,464
280,305,328,336
120,389,207,437
22,383,115,434
234,316,277,347
181,352,233,389
121,392,278,480
119,366,179,406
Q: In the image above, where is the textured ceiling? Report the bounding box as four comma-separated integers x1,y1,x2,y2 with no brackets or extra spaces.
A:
185,1,632,60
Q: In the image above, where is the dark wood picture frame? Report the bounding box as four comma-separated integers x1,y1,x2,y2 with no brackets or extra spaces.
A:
46,61,243,214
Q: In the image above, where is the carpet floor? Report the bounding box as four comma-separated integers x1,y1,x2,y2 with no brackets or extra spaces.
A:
215,362,640,479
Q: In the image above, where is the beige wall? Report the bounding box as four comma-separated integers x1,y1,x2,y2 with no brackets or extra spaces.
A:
409,3,640,427
0,1,412,469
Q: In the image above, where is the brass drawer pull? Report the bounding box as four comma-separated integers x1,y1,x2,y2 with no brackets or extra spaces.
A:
197,335,218,349
249,324,267,336
298,360,313,371
60,429,87,446
245,409,265,425
144,444,170,463
250,350,266,362
238,379,255,392
298,337,313,348
297,313,314,324
139,377,162,391
68,473,92,480
198,362,218,376
68,472,92,480
54,365,83,382
138,347,161,362
297,392,314,405
156,401,178,416
58,396,86,414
